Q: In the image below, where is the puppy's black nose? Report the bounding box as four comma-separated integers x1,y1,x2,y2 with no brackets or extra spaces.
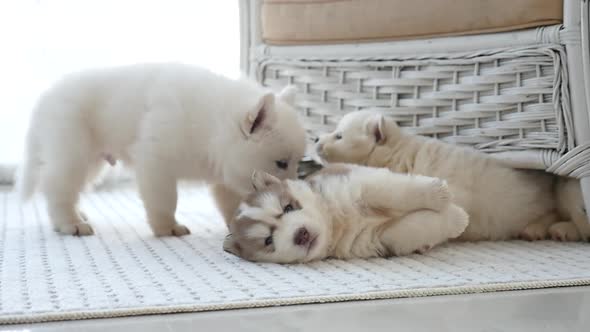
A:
294,227,310,246
314,137,319,143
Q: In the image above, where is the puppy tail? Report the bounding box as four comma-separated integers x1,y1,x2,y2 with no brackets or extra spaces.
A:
15,132,40,202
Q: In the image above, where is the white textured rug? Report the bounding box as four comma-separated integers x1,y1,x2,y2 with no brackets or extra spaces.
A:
1,185,590,325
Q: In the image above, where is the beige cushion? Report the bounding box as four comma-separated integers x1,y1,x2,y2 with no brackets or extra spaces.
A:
261,0,563,45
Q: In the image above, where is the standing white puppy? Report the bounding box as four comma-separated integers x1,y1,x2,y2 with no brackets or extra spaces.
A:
17,63,307,236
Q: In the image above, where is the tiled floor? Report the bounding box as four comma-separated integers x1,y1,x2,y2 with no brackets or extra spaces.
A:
4,286,590,332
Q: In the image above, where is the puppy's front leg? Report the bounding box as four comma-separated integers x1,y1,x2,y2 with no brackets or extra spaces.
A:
135,160,190,236
360,169,452,216
210,184,242,226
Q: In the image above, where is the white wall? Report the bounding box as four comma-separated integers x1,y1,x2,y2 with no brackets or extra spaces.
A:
0,0,240,165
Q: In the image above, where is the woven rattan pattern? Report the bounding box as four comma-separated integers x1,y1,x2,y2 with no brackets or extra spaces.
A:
260,46,571,154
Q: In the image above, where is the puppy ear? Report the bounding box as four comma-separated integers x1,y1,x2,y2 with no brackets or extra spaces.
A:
251,170,281,191
223,234,242,256
278,86,297,106
241,93,275,137
365,114,386,144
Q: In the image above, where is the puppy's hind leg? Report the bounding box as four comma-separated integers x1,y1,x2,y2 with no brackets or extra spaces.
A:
549,221,582,242
380,205,468,256
519,213,558,241
77,159,109,221
40,140,95,236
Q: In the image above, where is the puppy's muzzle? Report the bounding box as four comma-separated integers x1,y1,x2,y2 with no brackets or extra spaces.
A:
294,227,311,246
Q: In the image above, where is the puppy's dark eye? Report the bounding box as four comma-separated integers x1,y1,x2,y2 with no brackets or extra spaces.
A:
335,133,342,140
264,236,273,246
283,204,294,213
275,159,288,170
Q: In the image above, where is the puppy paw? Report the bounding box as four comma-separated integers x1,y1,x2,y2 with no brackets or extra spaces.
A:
152,223,191,237
171,224,191,236
414,244,432,254
57,222,95,236
419,177,452,211
446,205,469,239
549,222,581,242
519,223,549,241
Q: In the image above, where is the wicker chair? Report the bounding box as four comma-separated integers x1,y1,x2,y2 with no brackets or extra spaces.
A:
239,0,590,219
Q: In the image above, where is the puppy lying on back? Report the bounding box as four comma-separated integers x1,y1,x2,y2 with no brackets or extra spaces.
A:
314,111,585,242
224,164,469,263
16,63,307,236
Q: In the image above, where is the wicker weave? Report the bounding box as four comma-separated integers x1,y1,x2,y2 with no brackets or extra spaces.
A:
260,45,572,154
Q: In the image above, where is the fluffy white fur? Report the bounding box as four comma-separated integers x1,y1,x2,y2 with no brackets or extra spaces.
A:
314,111,584,241
16,63,307,236
224,164,469,263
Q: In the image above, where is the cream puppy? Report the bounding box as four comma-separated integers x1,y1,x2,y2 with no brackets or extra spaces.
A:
553,177,590,241
16,63,306,236
315,111,564,241
224,164,469,263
